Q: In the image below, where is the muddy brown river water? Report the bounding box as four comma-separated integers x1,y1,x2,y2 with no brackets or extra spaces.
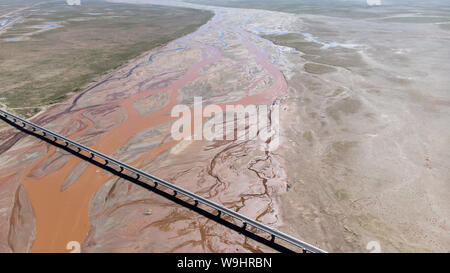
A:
0,4,289,252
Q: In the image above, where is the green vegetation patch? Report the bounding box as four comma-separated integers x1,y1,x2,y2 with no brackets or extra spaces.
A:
0,0,212,117
304,63,337,74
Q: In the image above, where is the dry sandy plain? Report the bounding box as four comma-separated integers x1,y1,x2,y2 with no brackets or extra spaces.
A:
0,0,449,252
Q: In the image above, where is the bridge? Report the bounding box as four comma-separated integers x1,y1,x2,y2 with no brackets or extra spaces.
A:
0,109,326,253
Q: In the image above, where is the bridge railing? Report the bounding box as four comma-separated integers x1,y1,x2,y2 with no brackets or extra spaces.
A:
0,109,326,253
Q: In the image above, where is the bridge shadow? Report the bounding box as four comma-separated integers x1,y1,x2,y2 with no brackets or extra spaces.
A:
1,116,297,253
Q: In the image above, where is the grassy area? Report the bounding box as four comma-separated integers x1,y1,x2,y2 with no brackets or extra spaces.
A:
0,0,212,117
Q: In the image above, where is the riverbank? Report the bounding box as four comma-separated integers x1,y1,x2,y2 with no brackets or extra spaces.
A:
0,0,212,118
